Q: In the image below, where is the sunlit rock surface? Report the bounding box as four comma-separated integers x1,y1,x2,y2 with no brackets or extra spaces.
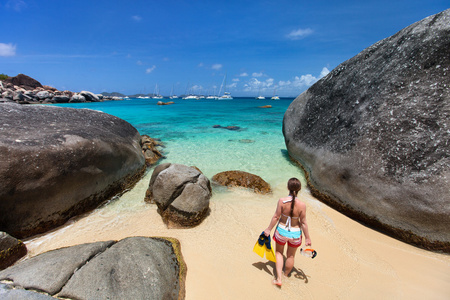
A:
283,9,450,251
0,237,186,299
146,163,212,227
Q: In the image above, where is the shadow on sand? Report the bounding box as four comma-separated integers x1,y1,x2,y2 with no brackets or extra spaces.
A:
252,257,309,284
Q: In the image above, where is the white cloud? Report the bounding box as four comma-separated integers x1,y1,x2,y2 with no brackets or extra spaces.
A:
0,43,16,56
198,62,204,67
243,78,275,92
228,83,237,88
132,15,142,22
292,74,317,87
240,72,249,77
136,60,143,65
252,72,263,77
146,65,156,73
6,0,27,12
286,28,313,40
320,67,330,78
232,78,239,82
191,85,203,92
274,66,330,95
211,63,222,70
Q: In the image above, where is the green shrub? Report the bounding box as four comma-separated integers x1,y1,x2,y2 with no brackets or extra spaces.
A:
0,73,9,80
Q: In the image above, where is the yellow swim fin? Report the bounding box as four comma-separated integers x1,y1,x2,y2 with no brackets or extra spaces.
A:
265,247,276,262
253,232,266,258
264,236,277,263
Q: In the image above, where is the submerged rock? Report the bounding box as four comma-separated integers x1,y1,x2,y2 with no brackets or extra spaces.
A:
283,9,450,251
0,237,187,299
0,232,27,270
212,170,272,194
146,163,212,227
0,103,146,238
239,139,255,143
212,125,241,131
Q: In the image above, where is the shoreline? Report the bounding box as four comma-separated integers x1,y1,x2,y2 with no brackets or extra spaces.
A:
23,171,450,299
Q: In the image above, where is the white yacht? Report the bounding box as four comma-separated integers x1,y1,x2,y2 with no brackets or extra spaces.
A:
169,85,178,99
152,84,163,99
218,74,233,100
219,92,233,100
183,95,198,100
271,88,280,100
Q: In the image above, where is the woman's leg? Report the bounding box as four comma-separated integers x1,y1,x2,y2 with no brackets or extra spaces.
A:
284,245,298,276
274,242,285,285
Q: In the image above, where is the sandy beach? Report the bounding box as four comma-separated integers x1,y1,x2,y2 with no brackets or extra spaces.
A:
24,172,450,300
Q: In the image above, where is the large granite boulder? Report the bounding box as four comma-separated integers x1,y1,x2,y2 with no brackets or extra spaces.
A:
0,232,27,270
3,74,43,91
146,163,212,227
35,91,51,100
0,237,187,299
69,94,86,102
283,9,450,251
0,103,146,238
79,91,100,102
212,170,272,194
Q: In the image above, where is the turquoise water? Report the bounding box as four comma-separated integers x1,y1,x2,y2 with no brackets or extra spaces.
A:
52,98,304,191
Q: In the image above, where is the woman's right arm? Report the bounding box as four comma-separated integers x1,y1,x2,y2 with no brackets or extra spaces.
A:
300,204,312,246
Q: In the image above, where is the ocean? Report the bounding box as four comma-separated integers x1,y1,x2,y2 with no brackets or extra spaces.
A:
53,97,305,191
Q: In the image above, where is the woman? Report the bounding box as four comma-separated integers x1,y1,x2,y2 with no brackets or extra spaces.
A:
264,177,311,286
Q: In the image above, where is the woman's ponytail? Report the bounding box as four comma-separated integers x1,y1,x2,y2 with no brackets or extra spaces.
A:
287,178,302,217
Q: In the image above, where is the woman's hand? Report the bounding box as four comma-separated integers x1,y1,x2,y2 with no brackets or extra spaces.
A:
305,238,311,246
263,229,271,237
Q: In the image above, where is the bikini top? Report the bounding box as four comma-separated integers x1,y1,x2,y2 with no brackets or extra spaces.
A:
281,198,300,231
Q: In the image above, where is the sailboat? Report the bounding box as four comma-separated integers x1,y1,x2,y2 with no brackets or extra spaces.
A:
206,87,218,99
271,88,280,100
256,87,265,99
170,85,178,99
218,73,233,100
152,84,163,99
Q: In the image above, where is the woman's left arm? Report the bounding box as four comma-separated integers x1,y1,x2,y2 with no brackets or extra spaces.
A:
264,199,282,236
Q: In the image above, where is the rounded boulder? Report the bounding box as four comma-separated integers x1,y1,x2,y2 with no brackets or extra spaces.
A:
0,103,146,238
146,163,212,227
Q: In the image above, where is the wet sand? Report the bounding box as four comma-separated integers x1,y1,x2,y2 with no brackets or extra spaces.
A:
24,173,450,299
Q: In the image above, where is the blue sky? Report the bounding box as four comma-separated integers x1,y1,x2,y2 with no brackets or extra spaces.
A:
1,0,448,97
